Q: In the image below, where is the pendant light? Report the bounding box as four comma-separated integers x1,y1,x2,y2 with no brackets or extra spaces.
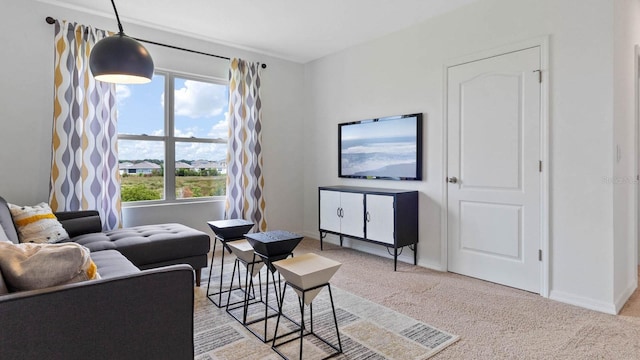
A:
89,0,154,84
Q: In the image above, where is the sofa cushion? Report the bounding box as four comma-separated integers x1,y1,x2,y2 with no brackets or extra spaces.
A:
0,224,10,294
0,242,99,292
0,268,8,295
0,196,19,244
8,202,69,244
71,223,210,268
68,232,117,252
0,224,10,243
89,250,140,278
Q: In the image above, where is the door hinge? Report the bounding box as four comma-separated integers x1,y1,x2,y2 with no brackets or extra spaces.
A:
538,249,542,261
539,160,542,172
534,69,542,83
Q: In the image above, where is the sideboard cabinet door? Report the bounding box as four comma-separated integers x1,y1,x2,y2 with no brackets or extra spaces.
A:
339,192,364,238
319,190,364,238
319,190,341,233
365,194,394,245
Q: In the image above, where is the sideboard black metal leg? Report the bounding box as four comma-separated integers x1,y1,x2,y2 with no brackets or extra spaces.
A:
394,247,398,271
414,243,417,265
319,231,326,251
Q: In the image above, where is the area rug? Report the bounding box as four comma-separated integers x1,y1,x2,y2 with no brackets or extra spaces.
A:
194,264,459,359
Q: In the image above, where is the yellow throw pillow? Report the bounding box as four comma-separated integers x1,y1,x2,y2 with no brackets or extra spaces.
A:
0,242,100,292
8,202,70,243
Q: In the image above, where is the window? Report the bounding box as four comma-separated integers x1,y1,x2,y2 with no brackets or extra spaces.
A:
116,71,229,203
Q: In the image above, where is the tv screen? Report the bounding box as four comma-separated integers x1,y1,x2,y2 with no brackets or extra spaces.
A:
339,113,423,180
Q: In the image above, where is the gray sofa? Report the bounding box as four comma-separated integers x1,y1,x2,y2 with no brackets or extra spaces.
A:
0,196,212,359
54,209,211,286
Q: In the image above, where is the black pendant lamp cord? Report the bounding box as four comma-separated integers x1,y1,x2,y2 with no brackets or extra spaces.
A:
44,14,267,69
110,0,125,35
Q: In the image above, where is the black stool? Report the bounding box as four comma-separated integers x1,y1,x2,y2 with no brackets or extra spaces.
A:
205,219,254,307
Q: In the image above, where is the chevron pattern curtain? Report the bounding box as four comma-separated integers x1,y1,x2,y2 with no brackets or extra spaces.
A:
49,20,122,230
225,58,267,231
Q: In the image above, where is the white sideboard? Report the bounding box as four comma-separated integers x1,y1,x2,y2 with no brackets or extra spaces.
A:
318,185,419,270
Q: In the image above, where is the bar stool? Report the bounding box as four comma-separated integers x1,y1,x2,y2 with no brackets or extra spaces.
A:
225,239,266,325
271,253,342,360
243,231,304,343
206,219,254,308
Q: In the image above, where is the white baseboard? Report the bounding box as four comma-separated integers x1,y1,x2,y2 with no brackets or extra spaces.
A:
614,280,638,314
549,290,617,315
302,231,415,264
302,230,446,271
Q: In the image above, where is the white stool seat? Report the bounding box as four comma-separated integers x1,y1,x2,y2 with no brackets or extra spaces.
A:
273,253,341,304
227,239,264,276
271,253,343,359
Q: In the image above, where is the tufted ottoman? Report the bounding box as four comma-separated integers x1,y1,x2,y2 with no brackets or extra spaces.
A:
68,223,211,286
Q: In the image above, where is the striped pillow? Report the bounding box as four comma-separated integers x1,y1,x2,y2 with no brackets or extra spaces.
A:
8,203,69,244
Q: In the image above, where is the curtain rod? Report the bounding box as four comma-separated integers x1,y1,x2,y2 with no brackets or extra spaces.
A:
45,16,267,69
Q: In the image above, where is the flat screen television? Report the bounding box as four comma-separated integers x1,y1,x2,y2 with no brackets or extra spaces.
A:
339,113,423,180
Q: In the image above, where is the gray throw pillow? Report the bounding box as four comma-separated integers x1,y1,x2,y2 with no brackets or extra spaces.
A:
0,242,100,292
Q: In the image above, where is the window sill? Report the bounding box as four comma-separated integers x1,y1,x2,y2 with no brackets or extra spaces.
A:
121,197,225,209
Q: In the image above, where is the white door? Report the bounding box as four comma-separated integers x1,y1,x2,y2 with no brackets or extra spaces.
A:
319,190,341,233
447,46,541,293
340,192,365,238
366,194,394,244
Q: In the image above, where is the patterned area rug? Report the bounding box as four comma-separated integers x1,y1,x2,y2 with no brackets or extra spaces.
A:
194,264,459,359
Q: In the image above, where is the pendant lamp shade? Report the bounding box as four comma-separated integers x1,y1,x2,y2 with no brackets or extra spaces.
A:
89,0,154,84
90,33,154,84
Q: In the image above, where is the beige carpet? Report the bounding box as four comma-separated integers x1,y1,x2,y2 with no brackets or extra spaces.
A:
198,238,640,359
291,239,640,359
194,241,459,359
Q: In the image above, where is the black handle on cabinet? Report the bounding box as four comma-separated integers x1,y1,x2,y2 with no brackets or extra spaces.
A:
366,211,370,222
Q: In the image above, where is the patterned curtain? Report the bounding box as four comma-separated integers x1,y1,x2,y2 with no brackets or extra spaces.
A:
49,20,122,231
225,58,267,231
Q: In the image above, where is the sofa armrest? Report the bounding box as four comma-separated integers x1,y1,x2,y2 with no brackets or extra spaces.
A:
0,264,194,360
54,210,103,237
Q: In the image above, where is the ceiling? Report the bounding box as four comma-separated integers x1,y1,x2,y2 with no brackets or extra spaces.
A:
43,0,480,63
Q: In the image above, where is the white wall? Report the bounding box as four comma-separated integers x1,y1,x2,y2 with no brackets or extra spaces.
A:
0,0,305,238
303,0,630,313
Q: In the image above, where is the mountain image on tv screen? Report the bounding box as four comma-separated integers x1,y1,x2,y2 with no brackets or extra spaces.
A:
339,114,422,180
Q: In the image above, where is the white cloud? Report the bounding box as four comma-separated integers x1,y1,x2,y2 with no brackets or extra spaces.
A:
116,84,131,99
175,128,198,138
118,140,163,161
175,142,227,161
119,139,227,162
115,84,131,104
174,80,227,119
208,113,229,139
115,85,131,120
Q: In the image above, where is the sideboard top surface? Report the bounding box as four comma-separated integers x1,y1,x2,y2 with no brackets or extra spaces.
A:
319,185,417,195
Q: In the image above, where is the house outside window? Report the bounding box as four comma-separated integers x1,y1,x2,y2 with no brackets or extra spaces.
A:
116,71,229,203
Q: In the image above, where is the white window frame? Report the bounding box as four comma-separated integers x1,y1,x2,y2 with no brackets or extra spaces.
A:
119,69,228,205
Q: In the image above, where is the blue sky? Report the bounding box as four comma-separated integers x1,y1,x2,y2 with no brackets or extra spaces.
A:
115,75,229,162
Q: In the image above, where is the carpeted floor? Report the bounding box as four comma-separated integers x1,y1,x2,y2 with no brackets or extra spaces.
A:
194,246,459,359
197,237,640,359
295,239,640,359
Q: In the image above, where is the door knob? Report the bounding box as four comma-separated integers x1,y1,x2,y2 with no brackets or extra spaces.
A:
447,176,458,184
